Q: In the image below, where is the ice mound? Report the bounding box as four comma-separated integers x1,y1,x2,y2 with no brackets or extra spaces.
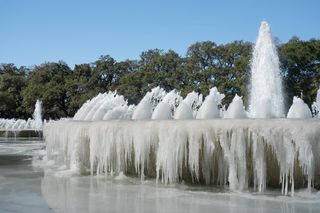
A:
73,92,134,121
224,94,247,118
287,97,312,119
152,102,172,119
152,90,183,119
196,87,224,119
174,91,202,119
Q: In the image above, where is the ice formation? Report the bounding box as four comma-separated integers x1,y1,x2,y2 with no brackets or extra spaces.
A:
249,21,285,118
287,97,312,119
73,92,133,121
132,87,166,120
45,119,320,196
196,87,224,119
0,100,43,130
174,92,202,119
152,102,172,119
152,90,183,119
224,95,247,118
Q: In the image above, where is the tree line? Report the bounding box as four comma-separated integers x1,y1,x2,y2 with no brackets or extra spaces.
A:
0,38,319,120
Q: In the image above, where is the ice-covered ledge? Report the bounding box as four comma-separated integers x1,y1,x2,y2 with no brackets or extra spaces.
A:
44,119,320,195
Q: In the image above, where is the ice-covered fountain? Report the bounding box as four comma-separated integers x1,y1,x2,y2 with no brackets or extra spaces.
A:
0,100,43,137
44,22,320,196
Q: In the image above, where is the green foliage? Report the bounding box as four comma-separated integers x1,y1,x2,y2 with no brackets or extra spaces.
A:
184,41,252,104
21,61,72,119
0,64,27,118
0,39,319,119
279,38,320,109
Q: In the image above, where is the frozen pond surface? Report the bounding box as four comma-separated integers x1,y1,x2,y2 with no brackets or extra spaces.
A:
0,138,51,212
1,138,320,213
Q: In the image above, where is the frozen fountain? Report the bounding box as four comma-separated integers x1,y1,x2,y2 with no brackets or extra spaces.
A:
44,22,320,196
287,97,312,118
0,100,43,137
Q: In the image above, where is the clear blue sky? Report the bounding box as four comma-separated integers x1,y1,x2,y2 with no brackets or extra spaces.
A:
0,0,319,68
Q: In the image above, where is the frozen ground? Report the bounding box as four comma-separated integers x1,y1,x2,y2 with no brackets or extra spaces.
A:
1,138,320,213
0,138,51,212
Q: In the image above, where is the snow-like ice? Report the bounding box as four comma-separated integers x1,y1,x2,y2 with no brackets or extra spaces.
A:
224,94,247,119
196,87,224,119
44,119,320,195
287,97,312,119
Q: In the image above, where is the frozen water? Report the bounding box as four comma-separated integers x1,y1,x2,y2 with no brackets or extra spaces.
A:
249,21,285,118
1,139,320,213
287,97,312,119
152,102,172,119
41,174,320,213
174,102,193,119
132,87,167,120
152,90,183,119
132,100,153,120
44,119,320,195
197,87,224,119
224,94,247,118
73,91,134,121
174,91,202,119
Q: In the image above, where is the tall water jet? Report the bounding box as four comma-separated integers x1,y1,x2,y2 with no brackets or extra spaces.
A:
249,21,284,118
33,100,43,130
